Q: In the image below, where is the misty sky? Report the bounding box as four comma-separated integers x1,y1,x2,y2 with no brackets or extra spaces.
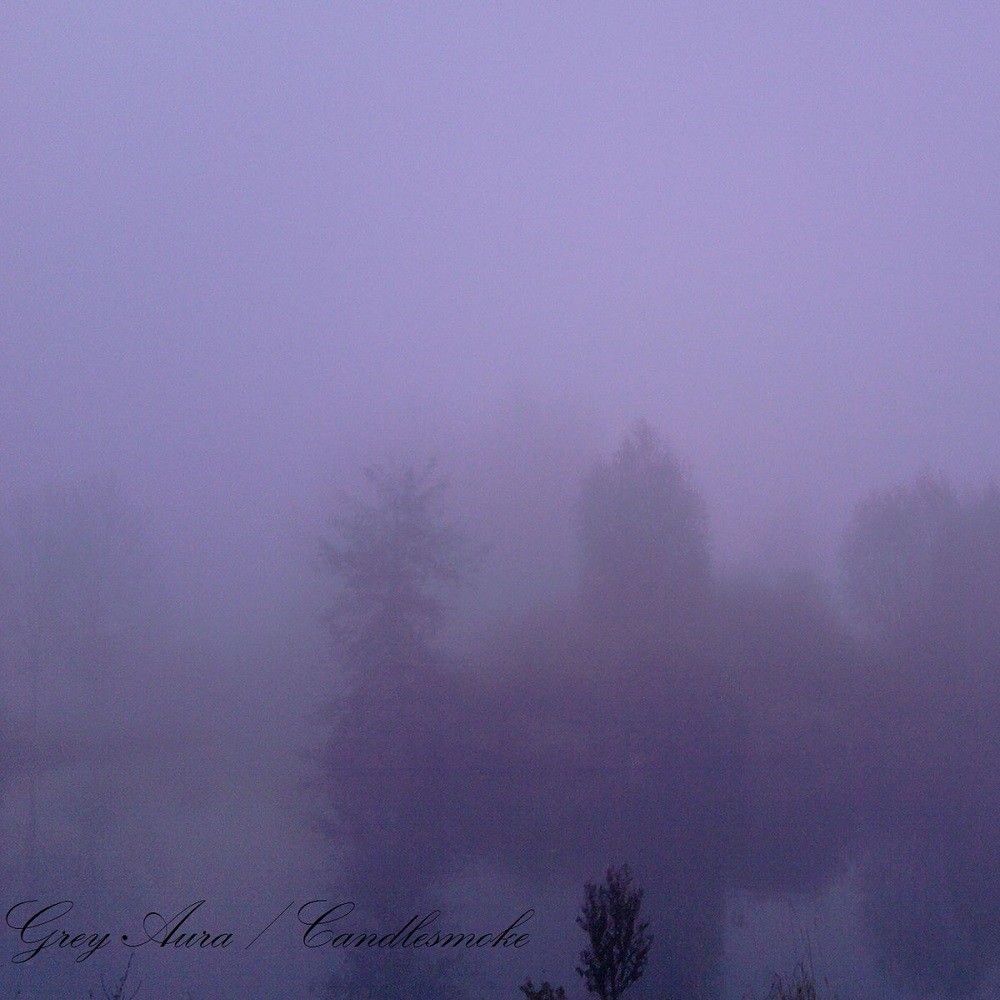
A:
4,4,1000,623
6,8,1000,999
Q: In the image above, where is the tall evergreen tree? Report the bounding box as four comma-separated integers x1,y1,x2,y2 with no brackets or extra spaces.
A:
317,459,475,1000
319,460,473,676
577,420,710,627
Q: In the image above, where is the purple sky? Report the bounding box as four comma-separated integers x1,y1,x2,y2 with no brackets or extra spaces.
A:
4,3,1000,617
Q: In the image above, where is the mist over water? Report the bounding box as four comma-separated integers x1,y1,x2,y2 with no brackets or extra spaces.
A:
4,5,1000,998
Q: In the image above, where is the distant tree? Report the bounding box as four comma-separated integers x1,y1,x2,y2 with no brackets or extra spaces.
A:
938,481,1000,657
317,460,477,1000
0,475,150,873
575,425,723,997
578,420,710,623
718,569,862,896
842,474,1000,996
1,474,151,717
4,475,149,649
576,864,652,1000
839,472,968,641
318,460,474,673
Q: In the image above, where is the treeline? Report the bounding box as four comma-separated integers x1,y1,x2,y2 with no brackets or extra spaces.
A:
3,423,999,998
316,421,1000,1000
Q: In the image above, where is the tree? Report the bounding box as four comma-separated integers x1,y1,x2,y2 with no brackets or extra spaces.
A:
576,864,652,1000
578,420,710,624
4,475,150,649
317,459,476,999
0,475,150,874
319,460,474,673
840,472,958,639
841,474,1000,996
1,474,151,724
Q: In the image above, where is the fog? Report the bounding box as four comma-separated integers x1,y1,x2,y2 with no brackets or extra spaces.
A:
3,5,1000,998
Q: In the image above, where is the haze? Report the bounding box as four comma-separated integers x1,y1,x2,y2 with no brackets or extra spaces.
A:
2,5,999,998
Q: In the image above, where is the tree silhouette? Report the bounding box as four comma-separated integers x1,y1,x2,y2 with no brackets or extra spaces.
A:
319,460,474,674
317,459,476,999
1,475,150,875
576,864,652,1000
5,475,150,649
577,420,710,630
839,472,957,640
842,473,1000,997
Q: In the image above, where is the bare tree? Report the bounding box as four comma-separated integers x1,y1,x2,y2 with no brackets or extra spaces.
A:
576,864,652,1000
